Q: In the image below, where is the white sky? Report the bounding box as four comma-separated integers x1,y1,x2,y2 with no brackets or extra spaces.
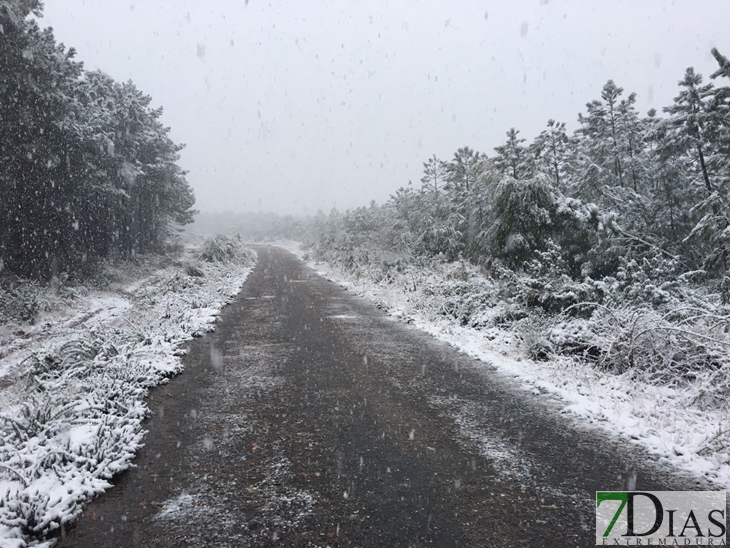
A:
41,0,730,215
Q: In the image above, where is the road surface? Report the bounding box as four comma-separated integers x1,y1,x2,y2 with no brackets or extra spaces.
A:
59,246,702,547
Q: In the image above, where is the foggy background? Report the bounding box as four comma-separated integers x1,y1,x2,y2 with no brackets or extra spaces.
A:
40,0,730,215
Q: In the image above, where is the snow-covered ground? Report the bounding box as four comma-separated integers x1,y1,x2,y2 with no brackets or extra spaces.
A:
275,241,730,490
0,241,255,547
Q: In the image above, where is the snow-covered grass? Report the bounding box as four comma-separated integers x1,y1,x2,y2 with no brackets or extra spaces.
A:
0,237,256,547
277,241,730,490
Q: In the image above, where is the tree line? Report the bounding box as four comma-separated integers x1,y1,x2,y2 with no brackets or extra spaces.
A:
315,49,730,302
0,1,196,279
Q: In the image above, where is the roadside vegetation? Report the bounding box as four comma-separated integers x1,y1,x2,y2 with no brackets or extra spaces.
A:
291,50,730,468
0,236,255,546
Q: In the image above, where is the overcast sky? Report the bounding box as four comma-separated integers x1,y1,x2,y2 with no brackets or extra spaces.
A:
41,0,730,215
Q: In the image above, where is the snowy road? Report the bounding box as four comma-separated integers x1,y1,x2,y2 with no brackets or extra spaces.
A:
60,247,702,547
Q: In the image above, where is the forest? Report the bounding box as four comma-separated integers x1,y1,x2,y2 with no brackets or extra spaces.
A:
314,59,730,283
0,0,196,280
304,49,730,392
3,0,730,390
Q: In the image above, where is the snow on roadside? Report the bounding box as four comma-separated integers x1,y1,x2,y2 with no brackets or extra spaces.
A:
0,244,256,547
275,242,730,490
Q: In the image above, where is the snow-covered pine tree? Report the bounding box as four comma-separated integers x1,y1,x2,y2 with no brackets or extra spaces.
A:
643,108,696,251
616,92,647,193
573,81,634,200
663,68,716,195
445,146,481,192
493,128,532,180
530,119,571,190
663,68,728,274
487,173,556,269
0,5,197,279
420,154,448,194
0,6,85,278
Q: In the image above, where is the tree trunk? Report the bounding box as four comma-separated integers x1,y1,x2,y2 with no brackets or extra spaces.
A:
628,136,638,191
551,139,561,187
663,179,676,237
608,103,624,186
696,143,714,194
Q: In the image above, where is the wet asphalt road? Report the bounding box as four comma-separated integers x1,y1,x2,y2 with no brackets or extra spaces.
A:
58,246,703,547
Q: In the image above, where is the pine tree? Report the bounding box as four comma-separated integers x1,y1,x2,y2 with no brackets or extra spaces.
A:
445,146,481,191
616,92,646,192
709,48,730,188
493,128,531,180
420,155,447,193
0,5,196,279
530,120,570,189
487,173,556,269
663,68,728,274
663,68,716,195
643,109,693,247
573,81,636,199
601,80,625,187
0,9,85,277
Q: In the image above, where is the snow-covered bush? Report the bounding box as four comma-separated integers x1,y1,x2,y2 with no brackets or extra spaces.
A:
0,285,40,324
426,277,500,327
198,235,255,265
0,247,256,545
185,262,205,277
516,315,554,361
547,302,730,405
